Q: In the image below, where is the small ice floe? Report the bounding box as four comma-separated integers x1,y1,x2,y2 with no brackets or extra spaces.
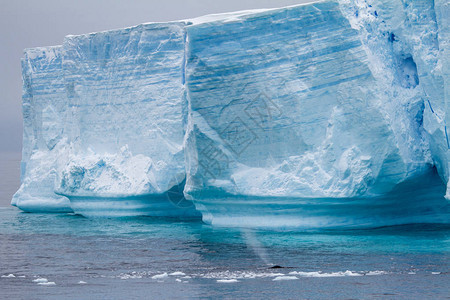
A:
1,274,15,278
38,281,56,286
151,273,168,280
408,272,416,275
18,276,26,278
33,278,56,285
78,281,87,284
365,271,387,276
432,272,441,275
272,276,298,281
176,279,182,282
288,270,362,277
169,272,186,276
217,279,239,283
182,276,192,279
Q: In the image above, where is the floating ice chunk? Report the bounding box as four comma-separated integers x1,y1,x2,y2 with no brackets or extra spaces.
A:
217,279,239,283
1,274,16,278
33,277,56,285
169,272,186,276
78,281,87,284
151,273,169,280
365,271,388,276
272,276,298,281
38,281,56,286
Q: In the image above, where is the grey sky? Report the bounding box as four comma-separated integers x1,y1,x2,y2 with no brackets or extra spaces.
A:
0,0,312,153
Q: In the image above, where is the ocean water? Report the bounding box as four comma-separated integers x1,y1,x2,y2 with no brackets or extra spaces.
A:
0,207,449,299
1,154,449,299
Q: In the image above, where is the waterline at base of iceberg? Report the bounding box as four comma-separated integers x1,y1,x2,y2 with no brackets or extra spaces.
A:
189,168,450,229
62,194,201,219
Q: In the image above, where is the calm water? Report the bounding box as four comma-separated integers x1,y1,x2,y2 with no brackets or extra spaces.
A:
0,207,449,299
1,154,450,299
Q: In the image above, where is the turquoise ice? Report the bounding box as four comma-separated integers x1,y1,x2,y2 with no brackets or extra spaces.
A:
13,0,450,228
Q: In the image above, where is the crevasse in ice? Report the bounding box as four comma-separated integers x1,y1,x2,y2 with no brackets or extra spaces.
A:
13,0,449,228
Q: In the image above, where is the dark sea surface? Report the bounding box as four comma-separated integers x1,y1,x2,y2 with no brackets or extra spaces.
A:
1,154,449,299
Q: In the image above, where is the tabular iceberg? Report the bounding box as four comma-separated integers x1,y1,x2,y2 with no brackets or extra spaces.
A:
13,0,449,228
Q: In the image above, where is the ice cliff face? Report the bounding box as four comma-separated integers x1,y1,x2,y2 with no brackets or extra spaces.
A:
184,1,447,227
57,22,199,217
12,47,72,212
13,0,449,228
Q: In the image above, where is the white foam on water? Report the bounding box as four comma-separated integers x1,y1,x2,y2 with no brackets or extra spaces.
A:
119,274,143,280
118,271,147,279
33,278,48,283
1,274,15,278
288,270,363,277
198,271,284,280
78,281,87,284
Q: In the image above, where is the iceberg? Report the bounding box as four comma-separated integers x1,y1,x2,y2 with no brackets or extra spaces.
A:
13,0,449,228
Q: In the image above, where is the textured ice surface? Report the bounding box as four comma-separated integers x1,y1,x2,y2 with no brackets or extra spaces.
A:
185,1,428,198
339,0,449,194
184,1,448,227
58,22,199,217
13,0,450,227
12,46,72,212
13,23,200,217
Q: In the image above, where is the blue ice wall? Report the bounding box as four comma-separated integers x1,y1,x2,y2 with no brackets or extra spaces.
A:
183,1,447,228
13,46,72,212
13,1,450,227
58,22,199,217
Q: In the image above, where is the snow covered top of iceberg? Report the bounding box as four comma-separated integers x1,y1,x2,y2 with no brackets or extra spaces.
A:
185,1,323,25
